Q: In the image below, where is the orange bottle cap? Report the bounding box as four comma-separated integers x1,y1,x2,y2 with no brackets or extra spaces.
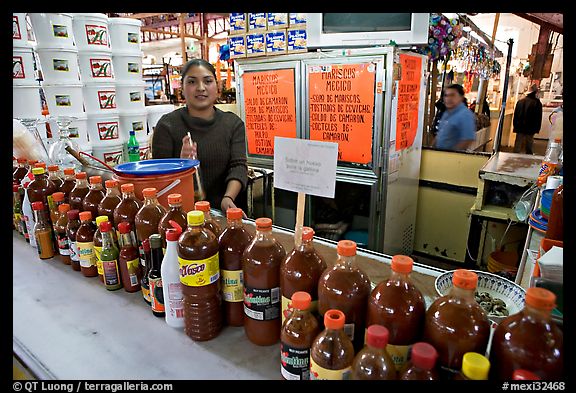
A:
195,201,210,212
302,227,314,241
168,193,182,204
105,179,118,188
366,325,389,349
89,176,102,184
256,217,272,229
58,203,71,213
391,255,413,274
79,211,92,221
63,168,75,175
227,208,243,220
34,162,46,168
48,165,59,171
17,158,27,163
324,309,345,330
452,269,478,290
121,183,134,193
29,160,39,165
75,172,87,180
337,240,357,257
52,192,65,202
118,221,131,234
291,291,311,311
525,287,556,310
142,187,157,197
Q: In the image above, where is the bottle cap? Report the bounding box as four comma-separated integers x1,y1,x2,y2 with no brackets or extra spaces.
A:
168,193,182,204
34,162,46,168
512,370,541,380
291,291,311,310
105,179,118,188
95,216,109,226
52,192,65,202
79,211,92,221
302,227,314,241
149,234,162,248
452,269,478,290
337,240,356,257
67,209,79,220
187,210,204,226
13,184,19,192
17,158,27,163
525,287,556,310
166,228,181,242
142,187,157,197
324,309,345,330
142,238,150,252
29,160,39,166
99,221,112,232
89,176,102,185
129,130,135,135
58,203,71,214
410,342,438,371
226,208,243,220
195,201,210,212
168,220,183,233
31,201,44,210
391,255,414,274
32,167,45,175
117,221,131,234
255,217,272,229
121,183,134,193
366,325,390,349
461,352,490,380
64,168,75,175
75,172,87,180
48,165,59,172
553,138,561,143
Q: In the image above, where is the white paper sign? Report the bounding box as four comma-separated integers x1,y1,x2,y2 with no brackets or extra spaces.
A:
273,137,338,198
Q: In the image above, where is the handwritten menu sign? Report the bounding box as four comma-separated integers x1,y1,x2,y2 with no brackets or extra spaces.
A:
242,69,297,156
308,63,375,164
395,54,422,151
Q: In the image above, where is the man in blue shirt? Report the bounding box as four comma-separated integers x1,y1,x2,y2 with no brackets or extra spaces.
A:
435,84,476,151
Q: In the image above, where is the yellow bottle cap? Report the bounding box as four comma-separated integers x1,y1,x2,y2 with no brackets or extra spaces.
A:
96,216,109,226
32,167,45,175
187,210,205,226
462,352,490,380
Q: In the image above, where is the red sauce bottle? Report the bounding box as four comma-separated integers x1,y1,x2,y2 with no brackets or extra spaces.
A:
83,176,105,224
545,184,563,241
27,167,57,222
117,222,142,293
13,158,29,185
55,203,72,265
66,209,82,272
423,269,490,375
490,287,563,380
158,193,188,250
218,207,253,327
113,183,142,247
366,255,426,372
76,211,99,277
318,240,371,353
69,172,89,212
242,217,286,346
399,342,439,380
135,187,166,267
280,227,327,325
97,179,122,224
60,168,76,204
195,201,221,237
47,165,64,190
351,325,396,380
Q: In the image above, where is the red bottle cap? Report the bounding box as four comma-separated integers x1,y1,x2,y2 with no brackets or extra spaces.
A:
366,325,389,349
324,309,345,330
452,269,478,290
48,165,59,172
34,162,46,168
63,168,75,175
337,240,356,257
166,228,181,242
17,158,27,163
195,201,210,212
142,187,157,197
255,217,272,230
75,172,87,180
28,160,39,166
525,287,556,311
13,184,19,192
391,255,414,274
291,291,311,311
31,201,44,210
226,208,243,220
168,193,182,204
89,176,102,185
302,227,314,241
142,238,150,252
410,342,438,371
58,203,71,214
99,221,113,232
512,370,541,380
105,179,118,188
52,192,65,202
121,183,134,193
79,211,92,221
67,209,79,220
118,221,132,234
168,220,183,233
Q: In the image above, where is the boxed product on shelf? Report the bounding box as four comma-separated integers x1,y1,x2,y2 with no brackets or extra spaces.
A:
289,13,307,27
246,32,266,57
229,35,247,59
266,30,287,55
267,13,288,29
248,13,267,32
229,13,247,35
287,28,307,53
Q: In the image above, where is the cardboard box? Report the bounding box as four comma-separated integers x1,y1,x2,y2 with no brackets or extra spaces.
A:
267,13,288,29
287,28,307,53
229,35,246,59
229,13,247,35
248,13,267,32
289,13,307,27
246,33,266,57
266,30,287,55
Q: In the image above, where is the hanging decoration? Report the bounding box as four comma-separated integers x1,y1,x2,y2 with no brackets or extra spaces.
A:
419,13,463,61
451,38,501,79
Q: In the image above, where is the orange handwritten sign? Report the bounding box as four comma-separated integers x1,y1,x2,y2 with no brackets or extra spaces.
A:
242,69,297,156
396,54,422,151
308,63,375,164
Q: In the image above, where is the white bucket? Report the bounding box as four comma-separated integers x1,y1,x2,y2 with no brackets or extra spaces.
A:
59,113,90,146
13,47,36,85
29,13,75,49
146,104,175,133
92,143,124,167
13,13,31,48
119,110,148,142
115,81,145,111
78,51,114,82
13,83,43,119
108,17,142,53
86,112,121,146
35,46,80,83
41,82,85,116
111,51,143,81
72,13,111,52
83,82,118,114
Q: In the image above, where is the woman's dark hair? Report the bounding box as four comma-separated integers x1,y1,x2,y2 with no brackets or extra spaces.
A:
180,58,216,81
446,83,465,97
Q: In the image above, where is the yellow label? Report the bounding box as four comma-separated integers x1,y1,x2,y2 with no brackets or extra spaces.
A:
94,245,103,275
47,195,55,212
310,357,351,380
126,258,140,271
178,253,219,287
77,241,97,268
221,269,244,302
386,344,411,372
142,287,150,302
281,295,318,324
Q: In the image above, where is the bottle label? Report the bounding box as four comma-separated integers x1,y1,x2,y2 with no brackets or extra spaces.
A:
125,258,140,287
387,344,411,372
281,295,318,324
537,161,558,185
167,282,184,319
94,245,103,275
280,342,311,380
309,357,351,380
36,231,54,258
102,260,121,286
69,241,80,261
343,323,355,341
221,269,244,302
77,241,97,268
149,277,165,313
243,286,280,321
47,195,55,213
178,253,220,287
141,285,151,303
57,233,71,256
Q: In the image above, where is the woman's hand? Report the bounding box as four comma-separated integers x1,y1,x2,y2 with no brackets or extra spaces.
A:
220,196,248,218
180,134,197,159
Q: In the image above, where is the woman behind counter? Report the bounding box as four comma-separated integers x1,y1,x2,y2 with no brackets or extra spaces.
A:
152,59,248,213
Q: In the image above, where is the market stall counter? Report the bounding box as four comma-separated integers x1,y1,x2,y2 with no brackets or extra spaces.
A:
13,216,444,380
